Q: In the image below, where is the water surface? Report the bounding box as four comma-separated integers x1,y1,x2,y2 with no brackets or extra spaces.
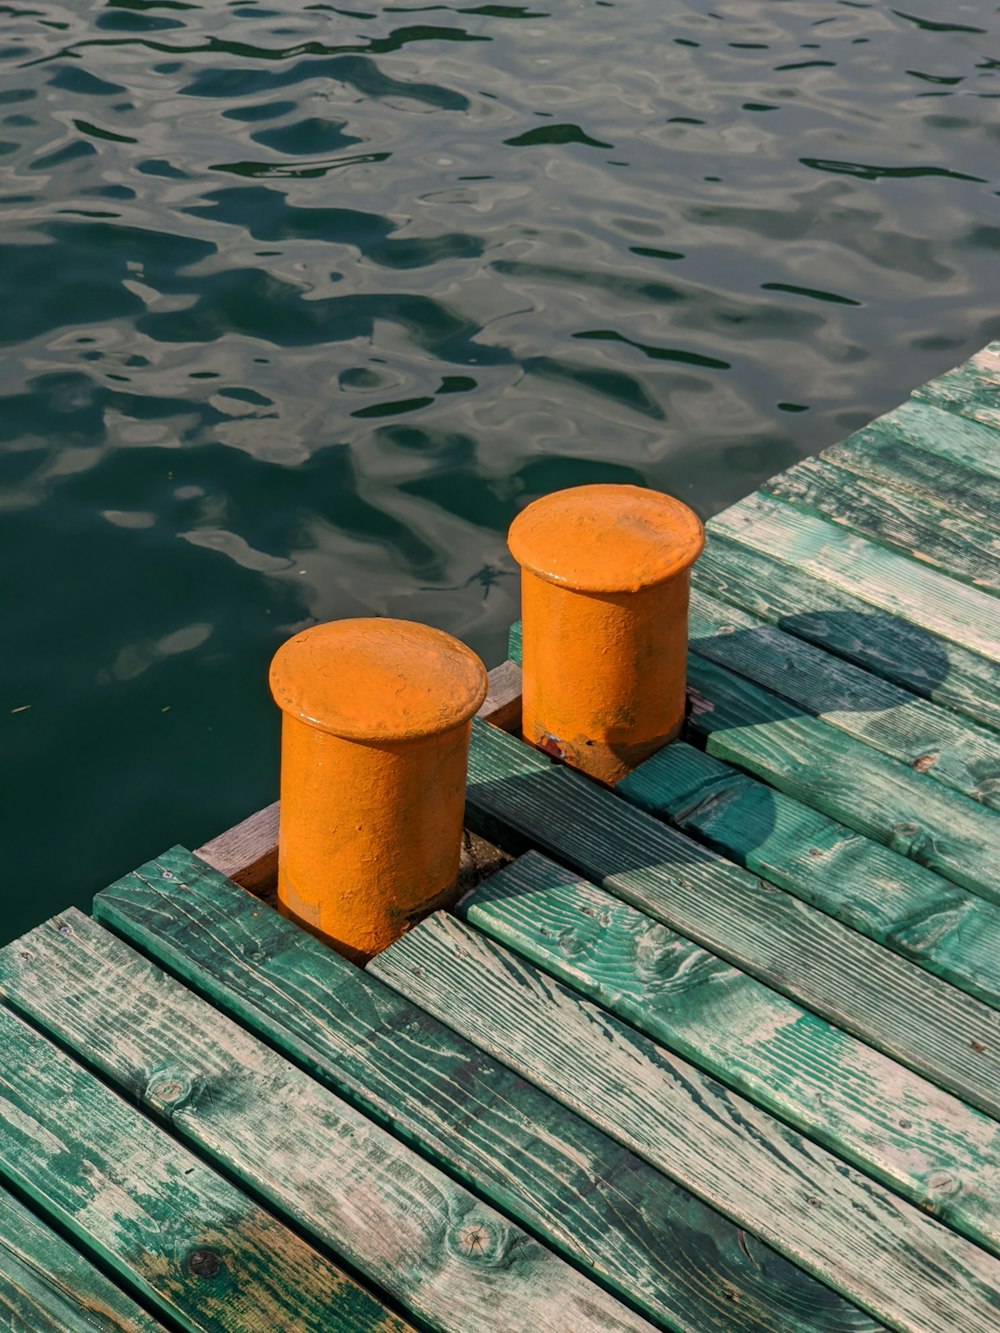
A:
3,0,999,942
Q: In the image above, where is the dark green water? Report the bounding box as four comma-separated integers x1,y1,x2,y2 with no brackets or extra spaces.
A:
3,1,999,945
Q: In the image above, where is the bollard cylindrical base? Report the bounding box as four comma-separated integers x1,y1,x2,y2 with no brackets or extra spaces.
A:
509,484,704,787
269,619,488,963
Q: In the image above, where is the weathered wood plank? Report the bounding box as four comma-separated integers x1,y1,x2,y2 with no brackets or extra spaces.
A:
859,397,1000,479
708,492,1000,663
477,657,523,733
0,1186,164,1333
821,425,1000,536
687,537,1000,732
0,910,651,1333
0,1002,407,1333
515,593,1000,841
762,455,1000,594
513,587,1000,880
688,590,1000,811
682,653,1000,903
95,846,884,1333
481,650,1000,1006
370,914,1000,1333
195,801,278,893
458,850,1000,1251
619,741,1000,1011
462,720,1000,1117
911,344,1000,435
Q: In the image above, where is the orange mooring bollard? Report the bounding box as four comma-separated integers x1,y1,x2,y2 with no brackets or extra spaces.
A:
508,484,704,787
269,619,488,963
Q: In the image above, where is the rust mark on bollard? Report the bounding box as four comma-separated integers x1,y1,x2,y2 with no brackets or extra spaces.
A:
509,485,704,786
536,733,567,762
270,619,487,964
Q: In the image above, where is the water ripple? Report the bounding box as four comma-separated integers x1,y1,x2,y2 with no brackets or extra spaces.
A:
3,0,1000,937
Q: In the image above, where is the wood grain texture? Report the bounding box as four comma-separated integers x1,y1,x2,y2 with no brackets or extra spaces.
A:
762,455,1000,594
821,423,1000,536
708,492,1000,663
0,1186,164,1333
689,536,1000,732
683,653,1000,903
458,850,1000,1251
370,913,1000,1333
687,590,1000,812
94,846,884,1333
860,396,1000,479
910,345,1000,436
0,910,650,1333
477,658,523,733
620,741,1000,1011
462,720,1000,1118
0,1002,405,1333
195,800,278,893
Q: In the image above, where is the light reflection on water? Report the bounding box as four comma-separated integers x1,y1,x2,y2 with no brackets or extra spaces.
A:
2,0,999,938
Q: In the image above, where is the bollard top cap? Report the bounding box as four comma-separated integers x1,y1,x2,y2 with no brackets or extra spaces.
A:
508,484,704,592
270,618,488,742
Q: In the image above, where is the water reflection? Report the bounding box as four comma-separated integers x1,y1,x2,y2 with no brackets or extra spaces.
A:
2,0,1000,938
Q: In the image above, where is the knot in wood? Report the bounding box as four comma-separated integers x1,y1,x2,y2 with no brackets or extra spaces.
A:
889,821,925,855
634,923,685,985
555,927,586,958
146,1068,193,1110
187,1248,221,1279
926,1171,961,1198
461,1226,488,1255
447,1215,509,1267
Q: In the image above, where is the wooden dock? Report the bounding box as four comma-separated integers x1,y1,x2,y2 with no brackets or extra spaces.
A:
3,343,1000,1331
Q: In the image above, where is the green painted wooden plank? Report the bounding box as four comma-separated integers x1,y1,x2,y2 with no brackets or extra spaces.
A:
0,1186,164,1333
94,848,883,1333
458,850,1000,1252
0,1002,407,1333
707,492,1000,663
911,344,1000,435
687,589,1000,811
762,456,1000,594
619,741,1000,1011
0,911,651,1333
462,720,1000,1118
821,425,1000,536
370,914,1000,1333
688,537,1000,733
683,653,1000,904
689,590,1000,798
865,397,1000,479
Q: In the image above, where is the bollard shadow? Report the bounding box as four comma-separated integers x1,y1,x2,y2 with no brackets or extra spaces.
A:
465,607,970,926
464,760,723,883
687,608,953,736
